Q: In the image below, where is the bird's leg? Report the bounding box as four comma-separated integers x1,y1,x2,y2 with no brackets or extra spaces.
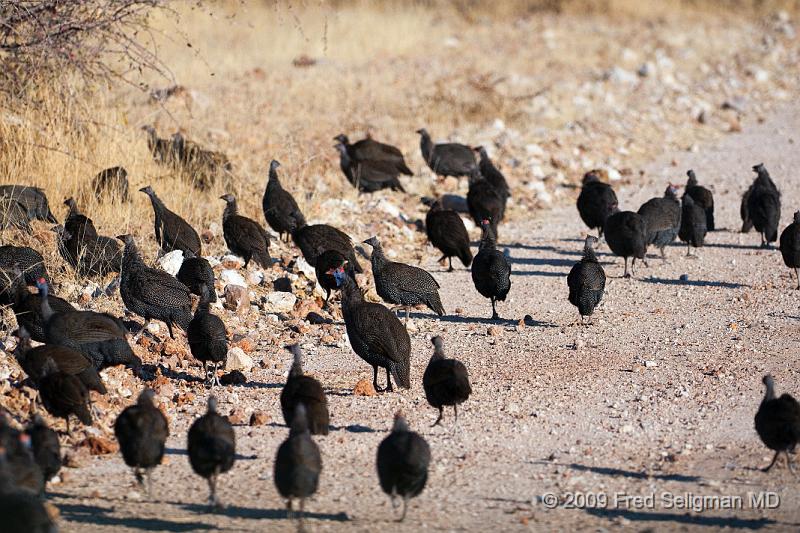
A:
404,307,410,325
623,257,630,279
454,404,458,426
207,474,220,510
397,496,409,522
762,451,780,472
686,243,692,257
785,451,797,476
146,469,153,499
372,366,385,393
298,498,306,530
323,290,330,310
448,257,453,272
286,498,293,521
795,267,799,290
431,407,443,427
660,246,667,261
65,416,70,434
132,319,152,342
215,363,222,387
491,298,500,321
166,321,175,340
385,367,394,392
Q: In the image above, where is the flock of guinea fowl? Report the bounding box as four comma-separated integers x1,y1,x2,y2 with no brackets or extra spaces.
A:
0,125,799,531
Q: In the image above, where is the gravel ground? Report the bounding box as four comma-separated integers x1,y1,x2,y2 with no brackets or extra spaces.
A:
45,106,800,532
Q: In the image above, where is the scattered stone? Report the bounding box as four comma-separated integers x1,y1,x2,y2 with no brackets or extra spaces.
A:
306,312,332,325
233,337,255,353
228,408,247,425
220,269,247,288
225,347,253,372
78,436,118,456
224,284,250,316
644,360,658,368
222,255,245,269
295,256,316,279
487,326,503,336
353,379,377,397
157,250,184,276
264,292,297,313
273,277,292,292
454,307,464,315
249,410,270,426
247,270,265,286
221,370,247,385
620,424,634,434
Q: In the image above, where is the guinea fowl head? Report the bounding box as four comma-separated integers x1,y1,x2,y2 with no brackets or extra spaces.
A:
664,183,680,199
219,194,235,204
330,266,348,287
362,236,380,248
752,163,766,174
63,197,78,212
582,169,603,185
473,145,489,159
137,388,157,407
138,185,155,196
333,143,347,155
35,277,48,297
686,169,698,186
762,375,776,400
333,134,349,145
141,125,156,137
269,159,281,173
115,234,136,247
391,411,410,433
430,336,445,358
286,343,304,377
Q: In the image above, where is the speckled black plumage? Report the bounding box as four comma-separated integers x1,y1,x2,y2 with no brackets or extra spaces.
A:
314,249,354,307
0,185,57,223
335,143,406,193
38,358,92,432
114,389,169,492
140,186,202,256
187,288,228,386
603,210,647,278
0,198,31,231
172,132,232,191
92,166,129,201
740,185,754,233
336,269,410,392
376,413,431,522
0,415,44,495
274,404,322,522
25,416,61,486
425,200,472,271
262,160,302,241
364,236,444,320
57,200,122,277
423,337,471,427
281,344,329,436
637,184,681,258
467,168,505,234
119,234,192,338
176,253,216,303
679,194,707,254
754,375,800,472
0,245,49,287
220,194,271,268
188,397,235,508
474,146,510,201
417,128,476,178
577,170,618,237
779,211,800,289
684,169,714,231
0,453,54,532
9,277,74,343
745,163,781,247
335,133,413,175
290,212,363,273
567,236,606,321
471,220,511,320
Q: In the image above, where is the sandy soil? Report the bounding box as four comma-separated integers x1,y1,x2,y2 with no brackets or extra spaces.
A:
37,102,800,533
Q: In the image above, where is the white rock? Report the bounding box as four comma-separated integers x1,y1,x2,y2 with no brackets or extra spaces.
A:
607,66,638,84
296,256,316,279
158,250,184,276
644,360,658,368
443,37,460,48
492,118,506,131
247,270,264,286
606,167,622,181
225,347,253,372
222,254,245,268
462,217,476,232
620,424,634,434
264,292,297,313
205,256,221,268
146,322,161,334
374,198,401,218
525,143,545,157
220,269,247,288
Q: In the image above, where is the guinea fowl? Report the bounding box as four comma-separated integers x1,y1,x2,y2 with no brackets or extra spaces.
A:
576,170,618,237
289,211,363,272
56,200,122,277
467,167,505,234
363,236,444,322
424,199,472,271
114,389,169,496
779,211,800,289
335,142,406,193
740,185,754,233
280,344,329,435
274,404,322,526
333,267,411,392
471,219,511,320
9,275,74,342
63,197,96,237
754,375,800,472
334,133,413,176
220,194,271,268
314,249,354,308
176,251,216,303
142,125,176,164
603,211,647,278
25,416,61,489
92,166,129,201
187,287,228,386
684,169,714,231
172,132,232,190
140,186,202,256
637,184,681,259
679,194,707,256
0,414,44,495
376,412,431,522
0,185,57,223
187,396,235,508
262,159,302,242
474,146,511,201
0,451,54,533
39,358,92,432
417,128,476,178
0,198,32,231
118,234,193,339
567,236,606,323
0,245,50,286
423,337,471,427
745,163,781,247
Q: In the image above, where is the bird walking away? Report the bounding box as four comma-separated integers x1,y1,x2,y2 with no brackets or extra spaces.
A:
754,375,800,473
25,415,61,489
376,412,431,522
363,236,445,322
176,251,216,303
118,234,193,340
466,167,505,234
424,199,472,271
679,194,707,257
335,143,406,193
114,389,169,496
220,194,272,268
139,186,202,256
263,159,303,242
474,146,510,201
8,274,74,343
779,211,800,289
471,219,511,320
289,212,363,273
187,286,228,387
567,235,606,323
332,267,411,392
684,169,715,231
281,344,329,435
637,184,681,260
187,396,235,509
274,404,322,526
416,128,476,178
0,413,45,495
577,170,618,238
38,358,92,433
334,133,413,175
423,337,471,427
603,211,647,278
314,250,354,309
745,163,781,248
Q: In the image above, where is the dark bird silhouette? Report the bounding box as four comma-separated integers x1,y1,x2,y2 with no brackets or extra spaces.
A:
187,286,228,386
745,163,781,247
754,375,800,473
220,194,271,268
467,167,505,233
36,279,139,370
334,133,413,175
140,186,202,256
779,211,800,289
289,211,363,272
187,396,235,509
567,235,606,323
7,274,74,342
274,404,322,526
740,185,754,233
38,358,92,432
142,125,176,164
63,197,96,239
417,128,476,178
0,414,44,495
0,245,49,286
176,251,216,303
118,234,193,340
172,132,232,191
679,194,707,256
333,267,411,392
0,198,32,231
92,166,129,201
474,146,510,201
684,169,714,231
423,337,471,427
262,159,302,242
471,219,511,320
56,200,122,277
424,199,472,271
25,416,61,488
577,170,618,237
335,143,406,193
637,184,681,259
114,389,169,496
0,451,54,533
363,236,444,322
376,412,431,522
0,185,57,223
603,211,647,278
280,344,329,435
314,249,354,309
